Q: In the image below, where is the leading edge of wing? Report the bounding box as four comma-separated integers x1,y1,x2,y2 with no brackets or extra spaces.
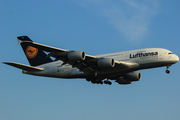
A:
115,61,139,69
2,62,44,71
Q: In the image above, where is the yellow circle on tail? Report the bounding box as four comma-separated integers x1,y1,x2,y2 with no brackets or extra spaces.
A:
26,46,38,58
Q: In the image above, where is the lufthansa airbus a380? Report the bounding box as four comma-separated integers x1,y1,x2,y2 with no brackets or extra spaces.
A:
3,36,179,85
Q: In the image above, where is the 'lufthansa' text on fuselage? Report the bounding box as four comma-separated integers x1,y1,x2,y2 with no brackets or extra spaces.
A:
130,52,158,58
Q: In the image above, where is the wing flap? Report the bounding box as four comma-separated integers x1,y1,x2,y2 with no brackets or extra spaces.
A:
3,62,44,71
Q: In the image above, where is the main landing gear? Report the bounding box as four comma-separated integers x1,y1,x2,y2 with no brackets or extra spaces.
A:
166,66,170,74
86,73,112,85
91,80,103,84
104,79,112,85
91,79,112,85
86,77,112,85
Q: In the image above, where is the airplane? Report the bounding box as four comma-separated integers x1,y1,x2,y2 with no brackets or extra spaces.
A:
3,36,179,85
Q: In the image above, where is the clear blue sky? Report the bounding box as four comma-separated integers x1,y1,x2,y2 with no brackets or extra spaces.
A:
1,0,180,120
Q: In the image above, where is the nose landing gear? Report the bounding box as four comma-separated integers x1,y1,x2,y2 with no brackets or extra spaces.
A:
166,66,170,74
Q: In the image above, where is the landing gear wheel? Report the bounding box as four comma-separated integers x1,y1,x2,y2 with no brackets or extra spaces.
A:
104,80,112,85
108,82,112,85
100,81,103,84
166,70,170,74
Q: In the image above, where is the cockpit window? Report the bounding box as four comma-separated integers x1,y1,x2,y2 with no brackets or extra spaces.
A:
168,52,174,54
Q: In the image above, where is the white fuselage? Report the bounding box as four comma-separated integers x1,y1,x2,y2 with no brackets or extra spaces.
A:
24,48,179,79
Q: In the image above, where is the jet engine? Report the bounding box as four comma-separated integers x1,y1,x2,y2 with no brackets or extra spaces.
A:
97,58,115,68
125,72,141,81
115,72,141,85
115,77,133,84
68,51,86,61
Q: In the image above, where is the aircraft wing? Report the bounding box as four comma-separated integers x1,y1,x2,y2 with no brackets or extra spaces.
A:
18,37,138,75
2,62,44,71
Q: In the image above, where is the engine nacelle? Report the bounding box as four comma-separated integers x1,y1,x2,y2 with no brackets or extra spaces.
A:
125,72,141,81
116,77,133,84
68,51,86,61
97,58,115,68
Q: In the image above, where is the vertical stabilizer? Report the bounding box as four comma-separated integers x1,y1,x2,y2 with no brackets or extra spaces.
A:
17,36,53,66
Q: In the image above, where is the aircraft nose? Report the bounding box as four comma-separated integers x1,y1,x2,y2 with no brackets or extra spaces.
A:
173,54,179,63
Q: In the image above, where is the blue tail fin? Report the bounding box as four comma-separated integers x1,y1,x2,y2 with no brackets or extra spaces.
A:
18,36,53,66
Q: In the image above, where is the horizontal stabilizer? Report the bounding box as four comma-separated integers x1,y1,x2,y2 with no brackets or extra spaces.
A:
2,62,44,71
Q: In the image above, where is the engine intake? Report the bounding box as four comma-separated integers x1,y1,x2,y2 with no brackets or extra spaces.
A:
68,51,86,61
97,58,115,68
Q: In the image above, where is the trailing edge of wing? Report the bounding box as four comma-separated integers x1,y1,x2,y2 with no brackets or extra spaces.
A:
2,62,44,71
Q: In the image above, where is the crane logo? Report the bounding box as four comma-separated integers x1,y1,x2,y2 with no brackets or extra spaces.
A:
26,46,38,58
